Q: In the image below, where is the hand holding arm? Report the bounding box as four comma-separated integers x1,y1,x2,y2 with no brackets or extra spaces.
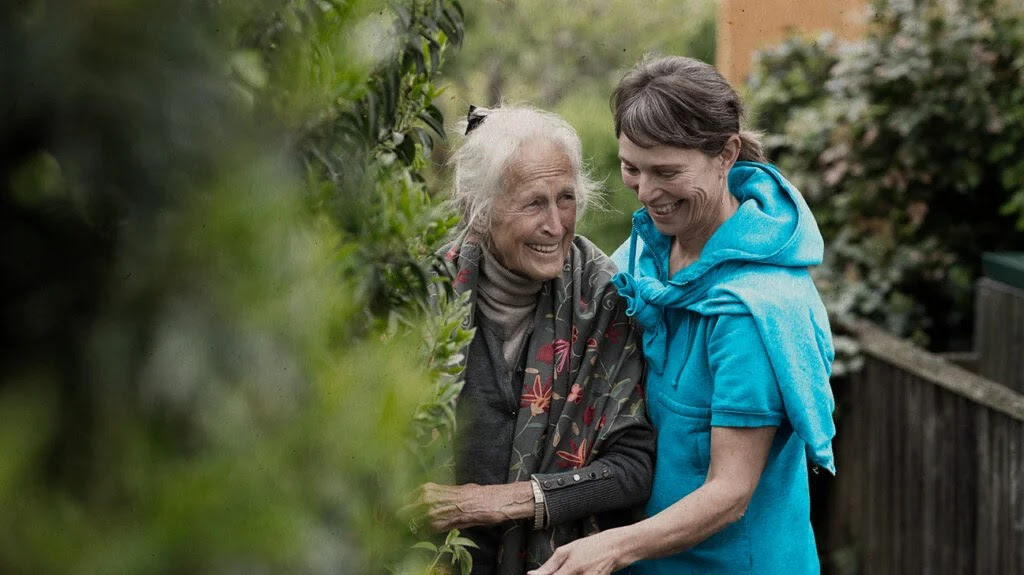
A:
529,425,776,575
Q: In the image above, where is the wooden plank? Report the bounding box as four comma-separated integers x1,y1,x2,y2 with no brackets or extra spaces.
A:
974,408,993,574
999,418,1010,573
882,361,897,574
1012,416,1023,574
866,358,884,573
844,370,865,573
845,319,1024,421
858,359,876,573
954,394,977,573
935,383,958,572
884,363,897,573
904,370,918,573
995,413,1007,574
975,277,1024,394
920,380,937,575
995,414,1024,574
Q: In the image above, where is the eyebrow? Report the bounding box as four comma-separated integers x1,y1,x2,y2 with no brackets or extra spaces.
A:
618,156,684,171
516,185,576,201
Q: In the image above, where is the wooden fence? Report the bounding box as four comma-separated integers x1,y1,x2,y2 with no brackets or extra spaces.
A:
976,276,1024,394
818,320,1024,575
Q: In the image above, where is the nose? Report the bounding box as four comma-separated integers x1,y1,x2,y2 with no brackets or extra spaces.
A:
539,204,565,236
635,173,657,203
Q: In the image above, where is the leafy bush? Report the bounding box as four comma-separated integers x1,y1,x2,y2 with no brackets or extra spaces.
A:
747,0,1024,350
1,0,469,573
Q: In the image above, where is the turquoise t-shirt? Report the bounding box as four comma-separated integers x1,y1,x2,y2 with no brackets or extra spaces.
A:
632,311,819,574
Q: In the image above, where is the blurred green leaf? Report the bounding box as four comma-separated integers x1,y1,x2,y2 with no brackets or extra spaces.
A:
1,0,469,573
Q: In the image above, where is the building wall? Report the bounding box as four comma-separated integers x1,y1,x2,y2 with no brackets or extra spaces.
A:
717,0,872,86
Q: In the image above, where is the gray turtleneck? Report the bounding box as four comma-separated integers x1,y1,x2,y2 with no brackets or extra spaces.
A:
475,247,543,366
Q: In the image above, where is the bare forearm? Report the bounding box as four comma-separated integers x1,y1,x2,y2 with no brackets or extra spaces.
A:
419,481,535,532
615,479,750,564
484,481,535,523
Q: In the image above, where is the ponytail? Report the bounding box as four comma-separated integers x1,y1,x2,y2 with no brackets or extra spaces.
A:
737,130,767,163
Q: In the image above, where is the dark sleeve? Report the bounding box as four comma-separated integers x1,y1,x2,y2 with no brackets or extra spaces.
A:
532,421,655,525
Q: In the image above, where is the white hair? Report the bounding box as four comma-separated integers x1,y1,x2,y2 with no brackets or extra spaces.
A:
448,105,600,240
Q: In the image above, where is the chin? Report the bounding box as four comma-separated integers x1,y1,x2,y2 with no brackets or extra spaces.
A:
529,262,564,281
530,269,560,281
649,221,675,237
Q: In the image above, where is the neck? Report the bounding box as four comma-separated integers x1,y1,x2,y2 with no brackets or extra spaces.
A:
477,248,543,365
669,189,739,276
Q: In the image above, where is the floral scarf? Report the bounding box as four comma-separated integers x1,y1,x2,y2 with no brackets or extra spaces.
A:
438,234,648,573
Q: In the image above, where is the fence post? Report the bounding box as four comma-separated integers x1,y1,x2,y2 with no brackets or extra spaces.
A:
975,252,1024,393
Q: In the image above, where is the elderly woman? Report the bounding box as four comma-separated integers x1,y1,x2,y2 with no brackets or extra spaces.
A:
417,105,655,574
531,56,836,575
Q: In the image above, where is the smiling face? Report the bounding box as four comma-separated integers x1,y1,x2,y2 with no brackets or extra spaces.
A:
488,139,577,281
618,134,737,244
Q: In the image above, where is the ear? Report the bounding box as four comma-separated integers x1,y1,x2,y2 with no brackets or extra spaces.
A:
719,134,741,173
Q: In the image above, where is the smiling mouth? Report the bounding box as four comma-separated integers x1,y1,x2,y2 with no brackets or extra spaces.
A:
649,200,685,216
527,243,561,255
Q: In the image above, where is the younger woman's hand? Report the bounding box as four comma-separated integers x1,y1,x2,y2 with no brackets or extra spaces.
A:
528,529,628,575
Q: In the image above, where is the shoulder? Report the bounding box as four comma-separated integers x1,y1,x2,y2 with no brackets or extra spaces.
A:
709,263,818,308
706,263,833,358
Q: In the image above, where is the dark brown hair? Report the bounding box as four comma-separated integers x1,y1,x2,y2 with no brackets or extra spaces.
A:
611,55,766,163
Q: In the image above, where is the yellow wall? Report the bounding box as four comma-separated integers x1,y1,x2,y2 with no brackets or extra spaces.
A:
717,0,872,86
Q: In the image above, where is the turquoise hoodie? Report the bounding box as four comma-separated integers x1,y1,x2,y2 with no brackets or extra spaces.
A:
611,162,835,574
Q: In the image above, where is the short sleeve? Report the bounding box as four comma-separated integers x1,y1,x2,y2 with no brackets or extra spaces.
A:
707,313,785,428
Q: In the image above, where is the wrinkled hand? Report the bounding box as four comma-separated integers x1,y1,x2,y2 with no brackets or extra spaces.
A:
407,482,533,533
527,529,627,575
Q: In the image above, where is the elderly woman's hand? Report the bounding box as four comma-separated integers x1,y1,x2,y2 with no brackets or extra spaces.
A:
411,481,534,532
527,528,629,575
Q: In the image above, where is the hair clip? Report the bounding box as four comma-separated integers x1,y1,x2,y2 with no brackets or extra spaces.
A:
466,105,489,135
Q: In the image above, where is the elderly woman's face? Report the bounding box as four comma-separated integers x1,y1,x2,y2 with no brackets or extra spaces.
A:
489,139,576,281
618,134,730,240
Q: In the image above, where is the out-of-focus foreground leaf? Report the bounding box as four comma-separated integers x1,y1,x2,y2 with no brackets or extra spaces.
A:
1,0,465,573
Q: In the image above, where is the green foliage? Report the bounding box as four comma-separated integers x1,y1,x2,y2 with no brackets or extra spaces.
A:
412,529,480,575
1,0,471,573
243,0,467,332
438,0,718,253
414,289,475,474
747,0,1024,350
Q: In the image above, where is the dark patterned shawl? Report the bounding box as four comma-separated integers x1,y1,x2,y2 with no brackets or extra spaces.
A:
438,234,648,573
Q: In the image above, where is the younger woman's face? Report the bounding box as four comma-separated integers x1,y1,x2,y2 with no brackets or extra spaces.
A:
618,134,731,241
